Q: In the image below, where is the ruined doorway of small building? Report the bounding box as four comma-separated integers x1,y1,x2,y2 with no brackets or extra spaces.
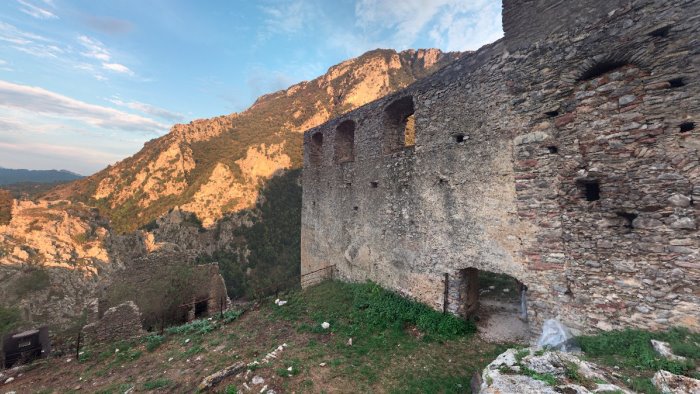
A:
194,300,208,318
451,268,529,343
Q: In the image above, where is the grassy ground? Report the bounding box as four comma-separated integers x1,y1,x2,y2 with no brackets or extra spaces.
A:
578,327,700,393
3,281,508,393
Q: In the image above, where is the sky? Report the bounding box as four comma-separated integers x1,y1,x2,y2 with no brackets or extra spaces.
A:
0,0,503,175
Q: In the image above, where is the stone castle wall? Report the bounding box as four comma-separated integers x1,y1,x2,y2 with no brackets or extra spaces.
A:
301,0,699,336
82,301,144,344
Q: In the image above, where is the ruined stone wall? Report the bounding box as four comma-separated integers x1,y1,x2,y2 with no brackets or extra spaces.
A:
302,0,700,336
82,301,144,344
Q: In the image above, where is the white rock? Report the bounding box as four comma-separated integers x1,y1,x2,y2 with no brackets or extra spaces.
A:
168,357,174,362
274,299,280,305
259,385,268,393
347,338,353,346
185,338,191,344
287,366,293,371
115,348,119,353
653,370,700,394
252,376,265,385
319,363,326,367
321,322,330,329
277,300,287,306
651,340,686,361
5,377,15,384
66,358,72,363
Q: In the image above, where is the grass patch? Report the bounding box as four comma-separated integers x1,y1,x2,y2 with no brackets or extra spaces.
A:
143,378,172,390
579,327,699,394
521,366,558,386
268,280,483,389
578,327,697,374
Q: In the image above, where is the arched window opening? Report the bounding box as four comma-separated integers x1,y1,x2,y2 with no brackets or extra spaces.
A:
578,60,628,81
383,96,415,153
334,120,356,163
309,132,323,165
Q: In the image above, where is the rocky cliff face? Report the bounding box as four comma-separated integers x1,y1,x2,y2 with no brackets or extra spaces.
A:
48,48,460,232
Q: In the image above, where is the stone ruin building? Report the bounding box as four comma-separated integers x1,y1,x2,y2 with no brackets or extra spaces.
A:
84,261,231,342
301,0,700,338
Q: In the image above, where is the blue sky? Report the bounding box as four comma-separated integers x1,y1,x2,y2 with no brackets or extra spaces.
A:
0,0,503,175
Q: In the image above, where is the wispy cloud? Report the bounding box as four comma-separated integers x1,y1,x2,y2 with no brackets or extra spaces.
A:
108,97,184,123
334,0,503,54
77,34,135,76
260,1,308,34
17,0,58,20
77,35,111,61
0,80,167,134
0,21,51,45
0,59,13,72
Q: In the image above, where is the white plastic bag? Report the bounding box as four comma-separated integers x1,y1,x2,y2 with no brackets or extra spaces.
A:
536,319,578,352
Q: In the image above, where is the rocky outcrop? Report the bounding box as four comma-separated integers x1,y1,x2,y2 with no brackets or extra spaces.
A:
652,370,700,394
479,348,631,394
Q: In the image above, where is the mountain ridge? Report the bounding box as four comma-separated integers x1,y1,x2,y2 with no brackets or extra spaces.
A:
47,48,462,232
0,167,83,185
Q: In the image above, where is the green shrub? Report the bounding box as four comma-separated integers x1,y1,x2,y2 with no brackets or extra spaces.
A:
144,334,165,352
225,385,238,394
349,282,475,339
220,309,243,324
165,319,215,336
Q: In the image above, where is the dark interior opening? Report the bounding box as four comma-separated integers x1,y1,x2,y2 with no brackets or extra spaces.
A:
334,120,356,163
353,206,359,211
679,122,695,133
370,181,378,188
578,60,628,81
616,211,638,229
578,179,601,201
309,132,323,164
454,134,466,143
668,77,685,88
649,25,672,37
383,96,415,153
194,300,208,318
547,146,559,154
545,110,560,118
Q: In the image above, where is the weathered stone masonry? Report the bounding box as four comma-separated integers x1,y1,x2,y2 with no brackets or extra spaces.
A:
301,0,700,336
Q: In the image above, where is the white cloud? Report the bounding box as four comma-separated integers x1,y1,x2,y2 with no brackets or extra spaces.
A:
0,79,167,134
102,62,133,75
77,35,111,61
108,97,184,123
337,0,503,54
17,0,58,20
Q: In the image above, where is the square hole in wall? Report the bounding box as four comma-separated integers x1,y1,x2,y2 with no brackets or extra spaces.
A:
370,181,378,188
577,179,600,201
454,134,466,143
679,122,695,133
